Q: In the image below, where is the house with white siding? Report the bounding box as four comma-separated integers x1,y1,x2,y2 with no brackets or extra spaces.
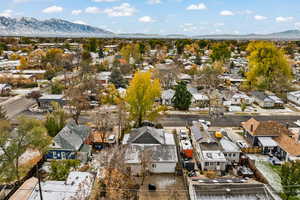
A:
123,126,178,175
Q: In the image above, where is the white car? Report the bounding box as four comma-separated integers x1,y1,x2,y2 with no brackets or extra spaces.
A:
198,119,211,127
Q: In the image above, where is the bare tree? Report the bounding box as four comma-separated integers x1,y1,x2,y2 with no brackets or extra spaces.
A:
94,108,114,144
139,148,153,186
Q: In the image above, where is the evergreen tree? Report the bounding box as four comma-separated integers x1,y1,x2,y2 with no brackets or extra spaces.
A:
110,67,126,88
172,81,192,111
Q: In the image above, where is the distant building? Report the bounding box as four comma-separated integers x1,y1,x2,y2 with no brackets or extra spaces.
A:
0,83,11,96
251,91,275,108
288,90,300,105
37,94,65,109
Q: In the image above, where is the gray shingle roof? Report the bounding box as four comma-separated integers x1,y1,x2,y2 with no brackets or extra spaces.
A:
127,126,165,144
53,121,91,151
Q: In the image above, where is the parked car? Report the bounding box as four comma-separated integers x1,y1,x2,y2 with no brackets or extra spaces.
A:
198,119,211,127
268,155,283,165
179,130,188,140
236,140,248,149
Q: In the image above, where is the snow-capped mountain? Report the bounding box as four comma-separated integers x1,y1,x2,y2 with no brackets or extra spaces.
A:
0,17,114,36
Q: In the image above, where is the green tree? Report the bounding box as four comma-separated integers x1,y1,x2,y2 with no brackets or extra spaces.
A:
51,81,64,94
210,42,231,62
44,102,68,137
0,117,51,183
89,38,97,52
246,41,293,92
49,160,80,181
125,71,161,127
172,81,192,111
280,161,300,200
110,67,126,88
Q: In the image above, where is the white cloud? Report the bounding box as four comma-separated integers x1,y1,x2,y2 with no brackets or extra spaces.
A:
42,6,63,14
73,20,88,25
295,22,300,29
85,7,101,14
92,0,119,2
148,0,161,4
72,9,82,15
186,3,207,10
254,15,267,20
104,3,136,17
139,16,155,23
220,10,234,16
0,9,13,17
276,16,293,22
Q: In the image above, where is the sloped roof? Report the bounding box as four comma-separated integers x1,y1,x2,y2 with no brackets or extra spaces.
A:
274,134,300,156
127,126,165,144
53,121,91,151
241,118,293,137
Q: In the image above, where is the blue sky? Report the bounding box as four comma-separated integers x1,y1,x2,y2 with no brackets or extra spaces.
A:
1,0,300,35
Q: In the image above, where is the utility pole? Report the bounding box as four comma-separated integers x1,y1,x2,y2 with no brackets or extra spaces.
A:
36,165,43,200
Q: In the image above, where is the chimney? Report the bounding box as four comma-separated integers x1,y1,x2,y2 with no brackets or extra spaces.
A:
286,122,289,129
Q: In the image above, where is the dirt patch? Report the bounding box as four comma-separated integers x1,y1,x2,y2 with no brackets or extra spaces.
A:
138,174,189,200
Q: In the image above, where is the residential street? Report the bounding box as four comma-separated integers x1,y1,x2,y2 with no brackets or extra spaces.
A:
160,114,300,127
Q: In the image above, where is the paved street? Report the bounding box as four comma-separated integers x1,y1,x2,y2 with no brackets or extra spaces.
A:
160,114,300,127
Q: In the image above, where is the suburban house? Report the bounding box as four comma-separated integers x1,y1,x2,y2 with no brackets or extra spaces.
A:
230,92,253,105
250,91,274,108
47,121,92,162
37,94,65,109
161,89,175,105
190,122,227,174
191,93,209,107
288,90,300,105
96,71,111,85
219,136,241,164
241,118,294,157
0,83,11,96
10,172,94,200
273,131,300,161
268,95,284,108
123,126,178,175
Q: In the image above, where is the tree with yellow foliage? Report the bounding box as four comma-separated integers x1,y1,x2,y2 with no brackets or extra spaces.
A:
245,41,292,92
125,71,161,127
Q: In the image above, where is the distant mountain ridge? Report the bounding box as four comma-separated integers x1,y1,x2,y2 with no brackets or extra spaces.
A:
0,16,113,36
0,16,300,39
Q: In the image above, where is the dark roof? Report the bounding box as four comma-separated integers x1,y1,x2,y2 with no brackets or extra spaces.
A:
127,126,165,144
53,121,91,151
251,91,273,102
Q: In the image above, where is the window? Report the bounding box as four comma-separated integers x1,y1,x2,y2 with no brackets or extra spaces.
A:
224,153,227,156
232,153,236,157
228,153,231,157
216,162,220,165
205,162,209,166
152,164,156,168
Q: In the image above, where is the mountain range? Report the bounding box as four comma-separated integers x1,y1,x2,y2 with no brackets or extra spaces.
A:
1,16,300,39
0,16,113,36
